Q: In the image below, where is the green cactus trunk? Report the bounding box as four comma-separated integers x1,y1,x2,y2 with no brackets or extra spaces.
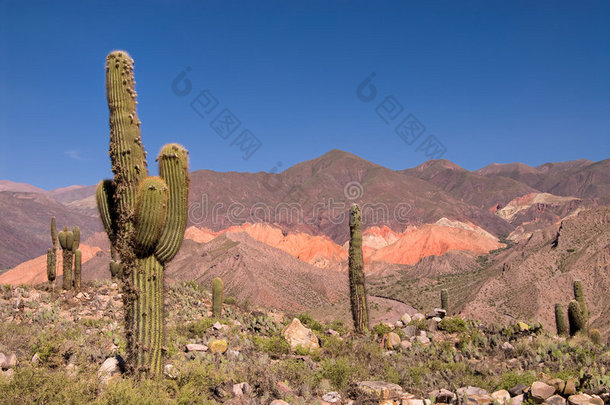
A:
97,50,189,376
348,204,369,333
47,217,58,284
73,249,82,290
573,281,588,330
58,227,74,290
441,289,449,312
568,300,586,336
554,303,568,336
212,277,223,318
46,248,56,284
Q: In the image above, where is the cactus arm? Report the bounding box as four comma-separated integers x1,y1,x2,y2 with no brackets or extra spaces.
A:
212,277,223,318
96,180,118,241
134,177,168,254
46,248,56,283
154,144,190,263
51,217,57,250
72,226,80,251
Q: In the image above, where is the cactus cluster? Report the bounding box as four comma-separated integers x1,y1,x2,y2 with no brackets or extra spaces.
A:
348,204,369,334
556,280,590,337
212,277,224,318
96,50,189,376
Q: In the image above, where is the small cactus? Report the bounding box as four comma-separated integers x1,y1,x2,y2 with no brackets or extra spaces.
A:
554,303,568,336
212,277,223,318
441,289,449,313
348,204,369,333
568,300,586,336
589,328,601,345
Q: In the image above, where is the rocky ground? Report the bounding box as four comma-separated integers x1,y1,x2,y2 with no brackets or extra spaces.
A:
0,281,609,404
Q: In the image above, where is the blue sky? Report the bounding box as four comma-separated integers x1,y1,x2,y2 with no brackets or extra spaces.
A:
1,0,608,189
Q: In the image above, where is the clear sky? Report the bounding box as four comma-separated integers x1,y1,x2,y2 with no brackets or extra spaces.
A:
1,1,608,190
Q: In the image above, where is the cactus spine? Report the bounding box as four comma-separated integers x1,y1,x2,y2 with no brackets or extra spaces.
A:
348,204,369,333
554,303,568,336
441,289,449,313
212,277,224,318
568,300,586,336
573,281,588,330
96,50,189,376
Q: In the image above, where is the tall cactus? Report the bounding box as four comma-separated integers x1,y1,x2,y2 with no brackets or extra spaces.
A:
573,280,588,330
73,249,82,290
58,226,74,290
47,217,58,284
348,204,369,333
568,300,586,336
212,277,223,318
441,289,449,313
96,50,189,376
554,303,568,336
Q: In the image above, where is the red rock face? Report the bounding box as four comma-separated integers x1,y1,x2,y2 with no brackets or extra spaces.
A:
0,244,101,285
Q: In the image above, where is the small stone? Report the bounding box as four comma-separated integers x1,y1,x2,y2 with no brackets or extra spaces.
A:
509,384,527,397
401,313,412,325
31,353,40,365
567,395,591,405
412,313,425,321
326,329,340,337
232,382,252,397
434,308,447,318
357,381,404,400
502,342,515,352
543,395,566,405
458,387,489,397
281,318,319,350
531,382,556,402
516,322,529,331
276,381,292,396
270,400,290,405
76,292,85,299
416,335,430,345
185,343,209,352
385,332,401,349
209,339,228,354
213,321,223,330
395,321,404,328
1,368,14,380
322,391,342,403
164,364,178,379
432,317,442,322
492,390,511,405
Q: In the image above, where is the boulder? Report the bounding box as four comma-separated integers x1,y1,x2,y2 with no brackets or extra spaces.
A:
385,332,401,349
562,379,576,396
209,339,228,354
531,382,556,403
356,381,404,399
567,395,592,405
416,335,431,345
434,308,447,318
281,318,319,350
232,382,253,397
98,356,122,385
164,364,178,379
543,395,566,405
412,313,425,321
1,353,17,370
509,384,527,397
516,322,529,332
458,387,489,397
402,325,418,338
399,341,412,351
492,390,511,405
502,342,515,352
510,395,524,405
401,313,412,325
429,388,456,403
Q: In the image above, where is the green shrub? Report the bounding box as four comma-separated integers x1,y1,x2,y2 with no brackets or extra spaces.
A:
372,323,392,337
438,317,468,333
252,335,290,356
